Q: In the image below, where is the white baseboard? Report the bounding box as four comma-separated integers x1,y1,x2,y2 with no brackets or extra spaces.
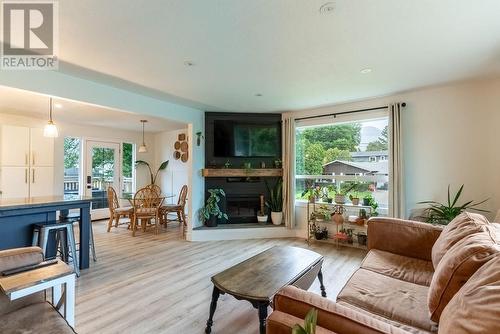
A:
191,226,298,241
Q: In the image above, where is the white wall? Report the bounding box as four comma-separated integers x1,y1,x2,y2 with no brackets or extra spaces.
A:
154,128,189,205
286,77,500,229
0,113,156,195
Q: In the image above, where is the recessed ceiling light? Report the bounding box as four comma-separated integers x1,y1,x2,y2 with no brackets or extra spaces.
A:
319,2,335,14
54,103,63,108
360,68,372,74
255,93,263,97
184,61,195,67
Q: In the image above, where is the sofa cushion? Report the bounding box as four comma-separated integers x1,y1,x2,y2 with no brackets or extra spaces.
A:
428,222,500,322
431,212,490,268
337,268,437,333
361,249,434,286
0,301,75,334
438,253,500,334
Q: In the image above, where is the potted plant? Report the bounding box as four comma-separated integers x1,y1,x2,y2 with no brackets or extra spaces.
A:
266,179,283,225
357,232,368,246
199,189,229,227
346,228,354,244
363,193,371,206
292,309,318,334
334,183,357,204
257,194,268,223
349,192,360,206
135,160,169,185
418,184,489,225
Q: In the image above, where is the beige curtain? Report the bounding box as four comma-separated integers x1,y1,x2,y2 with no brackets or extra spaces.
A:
282,116,295,228
389,103,405,218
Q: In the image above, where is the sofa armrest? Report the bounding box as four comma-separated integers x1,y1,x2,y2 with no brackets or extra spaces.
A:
0,247,45,317
273,286,405,334
267,311,335,334
0,247,44,273
367,217,442,261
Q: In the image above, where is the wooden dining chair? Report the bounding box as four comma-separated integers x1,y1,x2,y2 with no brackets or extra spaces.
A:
107,186,134,232
160,185,188,236
131,187,163,236
146,184,162,196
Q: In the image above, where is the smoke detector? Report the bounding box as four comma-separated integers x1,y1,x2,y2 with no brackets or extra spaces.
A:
319,2,335,14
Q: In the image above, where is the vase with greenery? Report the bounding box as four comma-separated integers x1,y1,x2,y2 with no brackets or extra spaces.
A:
333,183,357,204
266,179,283,225
200,189,229,227
135,160,169,185
292,308,318,334
418,184,488,225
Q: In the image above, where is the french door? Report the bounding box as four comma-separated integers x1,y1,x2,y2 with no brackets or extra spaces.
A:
85,141,121,220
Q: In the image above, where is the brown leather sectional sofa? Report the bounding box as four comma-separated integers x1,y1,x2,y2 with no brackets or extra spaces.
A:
267,212,500,334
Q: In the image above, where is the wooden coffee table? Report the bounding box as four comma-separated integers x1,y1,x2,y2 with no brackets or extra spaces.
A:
205,246,326,334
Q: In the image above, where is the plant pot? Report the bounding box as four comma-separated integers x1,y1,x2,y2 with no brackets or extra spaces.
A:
334,194,346,204
309,196,315,203
326,198,333,203
357,233,368,246
331,212,344,225
363,198,370,206
271,211,283,225
351,198,360,206
314,231,323,240
257,215,268,224
205,215,218,227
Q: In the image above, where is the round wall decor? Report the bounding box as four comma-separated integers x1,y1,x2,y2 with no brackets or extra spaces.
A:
173,133,188,163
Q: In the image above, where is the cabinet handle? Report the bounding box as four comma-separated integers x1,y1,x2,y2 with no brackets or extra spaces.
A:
32,169,35,183
32,152,35,166
25,169,28,183
25,153,28,166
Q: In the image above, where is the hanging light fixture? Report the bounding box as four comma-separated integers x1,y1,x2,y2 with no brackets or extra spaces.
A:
138,119,148,153
43,97,59,138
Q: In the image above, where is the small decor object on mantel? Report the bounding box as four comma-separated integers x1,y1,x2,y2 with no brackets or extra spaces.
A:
199,189,228,227
266,179,283,225
257,194,268,223
274,159,282,169
195,131,203,146
260,161,266,168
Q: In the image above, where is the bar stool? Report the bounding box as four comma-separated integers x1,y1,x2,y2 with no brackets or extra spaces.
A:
60,212,97,262
32,222,80,277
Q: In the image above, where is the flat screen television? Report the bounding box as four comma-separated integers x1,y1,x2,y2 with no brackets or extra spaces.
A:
214,120,280,157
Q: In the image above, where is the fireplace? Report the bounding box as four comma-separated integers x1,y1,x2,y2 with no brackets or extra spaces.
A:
224,194,261,224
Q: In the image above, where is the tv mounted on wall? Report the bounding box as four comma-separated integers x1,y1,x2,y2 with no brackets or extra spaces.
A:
214,120,280,157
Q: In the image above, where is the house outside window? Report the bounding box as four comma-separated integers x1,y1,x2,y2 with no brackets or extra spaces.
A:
295,115,389,216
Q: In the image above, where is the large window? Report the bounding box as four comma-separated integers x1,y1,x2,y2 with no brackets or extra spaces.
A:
63,137,81,195
295,117,389,216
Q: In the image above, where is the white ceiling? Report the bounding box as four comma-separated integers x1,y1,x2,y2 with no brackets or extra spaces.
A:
10,1,500,112
0,86,186,132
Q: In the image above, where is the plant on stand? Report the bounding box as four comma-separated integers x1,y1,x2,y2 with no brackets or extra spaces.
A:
266,179,283,225
135,160,169,185
418,184,488,225
199,189,229,227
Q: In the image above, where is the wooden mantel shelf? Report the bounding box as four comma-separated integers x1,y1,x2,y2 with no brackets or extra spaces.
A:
202,168,283,177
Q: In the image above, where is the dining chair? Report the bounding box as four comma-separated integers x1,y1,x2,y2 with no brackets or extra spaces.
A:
147,183,162,196
131,187,162,236
107,186,134,232
160,185,188,236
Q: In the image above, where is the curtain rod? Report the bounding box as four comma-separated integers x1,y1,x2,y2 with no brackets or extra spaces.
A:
294,102,406,121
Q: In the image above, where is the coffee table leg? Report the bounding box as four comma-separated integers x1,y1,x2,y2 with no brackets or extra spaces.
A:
318,268,327,297
257,302,269,334
205,286,220,334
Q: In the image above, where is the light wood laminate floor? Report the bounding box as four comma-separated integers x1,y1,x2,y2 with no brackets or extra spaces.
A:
75,220,366,334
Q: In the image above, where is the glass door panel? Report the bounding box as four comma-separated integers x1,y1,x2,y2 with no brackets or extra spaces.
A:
85,141,120,219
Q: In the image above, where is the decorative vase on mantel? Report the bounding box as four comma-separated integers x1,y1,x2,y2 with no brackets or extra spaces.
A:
271,211,283,225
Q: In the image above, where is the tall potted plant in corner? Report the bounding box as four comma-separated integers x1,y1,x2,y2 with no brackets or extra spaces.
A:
200,189,228,227
135,160,169,185
266,179,283,225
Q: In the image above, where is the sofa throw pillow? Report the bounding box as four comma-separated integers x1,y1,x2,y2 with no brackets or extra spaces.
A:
438,253,500,334
428,222,500,322
431,212,490,268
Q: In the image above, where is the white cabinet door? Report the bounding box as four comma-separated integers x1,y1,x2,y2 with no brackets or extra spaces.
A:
30,167,54,197
0,166,29,199
30,128,54,167
0,125,30,166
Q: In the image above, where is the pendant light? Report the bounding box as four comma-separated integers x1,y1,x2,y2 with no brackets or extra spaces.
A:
43,97,59,138
138,120,148,153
